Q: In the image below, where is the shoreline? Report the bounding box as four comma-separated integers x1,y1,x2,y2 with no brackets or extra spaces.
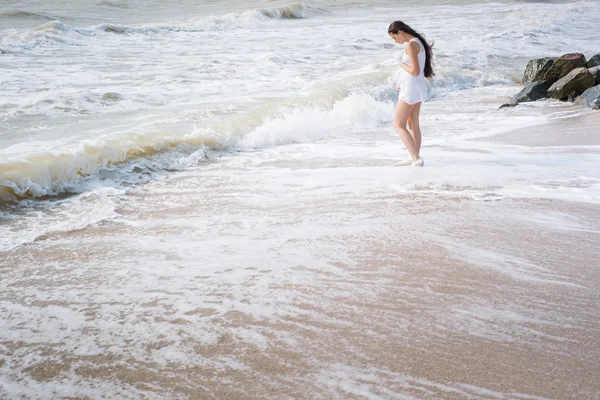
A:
479,107,600,148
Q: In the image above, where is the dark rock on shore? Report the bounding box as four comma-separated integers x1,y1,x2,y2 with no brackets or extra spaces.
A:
586,54,600,68
589,66,600,85
543,53,586,82
510,80,553,104
505,52,600,111
523,57,556,84
497,103,516,110
574,85,600,110
547,67,595,100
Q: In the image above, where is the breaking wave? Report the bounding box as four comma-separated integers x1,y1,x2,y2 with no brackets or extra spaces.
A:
0,70,391,203
0,3,323,52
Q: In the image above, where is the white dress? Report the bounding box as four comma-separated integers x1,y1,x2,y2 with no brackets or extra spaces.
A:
396,38,428,105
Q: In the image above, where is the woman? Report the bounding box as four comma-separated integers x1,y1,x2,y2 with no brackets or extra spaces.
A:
388,21,434,166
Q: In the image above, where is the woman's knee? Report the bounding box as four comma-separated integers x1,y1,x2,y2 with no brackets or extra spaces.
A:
393,119,407,132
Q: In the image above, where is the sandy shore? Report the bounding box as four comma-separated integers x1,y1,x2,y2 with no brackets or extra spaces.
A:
481,107,600,148
1,106,600,399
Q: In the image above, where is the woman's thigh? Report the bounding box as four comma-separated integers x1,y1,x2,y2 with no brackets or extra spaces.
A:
395,100,415,127
408,102,422,128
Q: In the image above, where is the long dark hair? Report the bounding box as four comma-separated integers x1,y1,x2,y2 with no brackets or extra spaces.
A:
388,21,434,78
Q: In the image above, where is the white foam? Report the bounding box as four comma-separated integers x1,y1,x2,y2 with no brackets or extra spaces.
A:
0,3,323,53
235,92,392,149
0,20,89,52
435,240,584,287
0,186,122,251
315,363,549,400
520,211,599,233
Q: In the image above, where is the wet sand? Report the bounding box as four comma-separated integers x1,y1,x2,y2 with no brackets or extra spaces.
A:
481,110,600,148
1,112,600,399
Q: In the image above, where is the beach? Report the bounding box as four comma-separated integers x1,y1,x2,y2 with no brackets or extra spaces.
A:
1,0,600,398
2,88,600,398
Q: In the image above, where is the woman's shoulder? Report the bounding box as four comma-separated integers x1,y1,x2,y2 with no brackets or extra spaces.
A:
406,39,420,51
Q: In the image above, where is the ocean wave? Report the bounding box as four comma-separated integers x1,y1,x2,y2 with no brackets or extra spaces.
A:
0,186,123,251
0,10,57,20
0,135,209,202
97,0,129,9
0,20,89,52
427,67,513,98
475,1,600,55
0,3,322,52
257,3,316,19
31,20,75,32
99,3,322,35
0,71,391,204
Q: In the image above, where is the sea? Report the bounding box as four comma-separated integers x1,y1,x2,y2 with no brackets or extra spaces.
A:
1,0,600,398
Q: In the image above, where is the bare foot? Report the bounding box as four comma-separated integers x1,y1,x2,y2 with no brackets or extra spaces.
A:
392,159,413,166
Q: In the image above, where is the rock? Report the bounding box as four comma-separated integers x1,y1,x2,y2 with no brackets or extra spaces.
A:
547,67,595,100
510,80,553,104
543,53,586,82
497,103,517,110
523,57,556,83
586,54,600,68
102,92,123,101
589,66,600,85
574,85,600,110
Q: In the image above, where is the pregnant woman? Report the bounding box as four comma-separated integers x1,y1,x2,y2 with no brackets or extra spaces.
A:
388,21,434,166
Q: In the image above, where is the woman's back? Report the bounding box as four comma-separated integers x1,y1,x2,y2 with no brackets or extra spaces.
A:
402,38,426,78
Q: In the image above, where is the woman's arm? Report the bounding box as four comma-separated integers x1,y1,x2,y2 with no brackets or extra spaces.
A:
401,41,420,76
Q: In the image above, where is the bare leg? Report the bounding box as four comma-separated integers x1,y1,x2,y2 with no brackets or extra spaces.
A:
408,102,422,155
393,100,419,161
